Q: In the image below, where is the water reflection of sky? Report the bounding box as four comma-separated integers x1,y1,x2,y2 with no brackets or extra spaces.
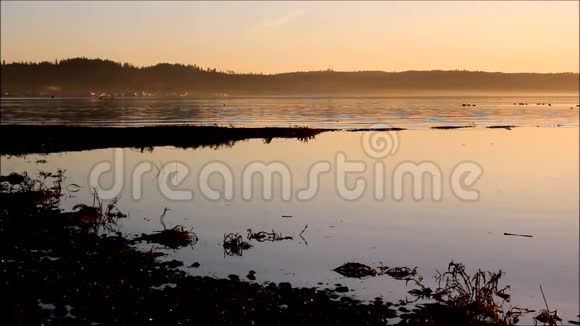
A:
1,127,578,323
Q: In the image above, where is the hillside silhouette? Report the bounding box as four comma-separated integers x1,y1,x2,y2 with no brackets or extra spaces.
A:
1,58,578,97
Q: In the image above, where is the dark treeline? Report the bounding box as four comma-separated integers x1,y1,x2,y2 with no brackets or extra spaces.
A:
1,57,578,96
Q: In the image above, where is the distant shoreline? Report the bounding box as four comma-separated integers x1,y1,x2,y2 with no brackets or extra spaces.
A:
2,58,578,97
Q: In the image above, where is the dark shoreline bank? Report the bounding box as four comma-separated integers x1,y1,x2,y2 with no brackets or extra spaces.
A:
0,125,329,156
0,124,530,156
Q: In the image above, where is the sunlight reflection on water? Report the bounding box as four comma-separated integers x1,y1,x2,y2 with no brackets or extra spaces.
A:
1,96,578,128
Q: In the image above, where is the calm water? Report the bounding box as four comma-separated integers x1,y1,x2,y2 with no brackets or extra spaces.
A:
1,96,579,128
1,128,578,322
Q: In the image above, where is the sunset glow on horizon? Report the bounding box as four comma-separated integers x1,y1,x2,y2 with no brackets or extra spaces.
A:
1,1,579,74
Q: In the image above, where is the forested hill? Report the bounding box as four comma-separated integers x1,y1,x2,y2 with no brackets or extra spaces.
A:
1,58,578,96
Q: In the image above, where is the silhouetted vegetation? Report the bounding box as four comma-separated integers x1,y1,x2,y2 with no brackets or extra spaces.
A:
1,57,578,96
133,208,198,249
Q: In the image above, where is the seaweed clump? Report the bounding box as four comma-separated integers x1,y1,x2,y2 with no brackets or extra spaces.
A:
333,263,378,278
333,262,420,281
380,266,420,281
133,208,198,249
223,233,253,256
135,226,197,250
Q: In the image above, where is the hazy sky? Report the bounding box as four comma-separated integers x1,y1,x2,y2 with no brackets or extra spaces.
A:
1,1,578,73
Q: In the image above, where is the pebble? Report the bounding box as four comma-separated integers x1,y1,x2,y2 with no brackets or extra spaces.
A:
335,286,349,293
227,274,240,282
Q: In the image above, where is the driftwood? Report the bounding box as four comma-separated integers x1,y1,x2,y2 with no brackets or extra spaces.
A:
504,232,533,238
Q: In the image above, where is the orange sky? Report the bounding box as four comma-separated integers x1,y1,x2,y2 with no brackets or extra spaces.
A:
1,1,578,73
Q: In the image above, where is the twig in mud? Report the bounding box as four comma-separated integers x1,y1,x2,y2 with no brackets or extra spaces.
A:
533,285,562,326
299,224,308,246
504,232,533,238
540,285,549,311
159,207,170,230
247,228,293,242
